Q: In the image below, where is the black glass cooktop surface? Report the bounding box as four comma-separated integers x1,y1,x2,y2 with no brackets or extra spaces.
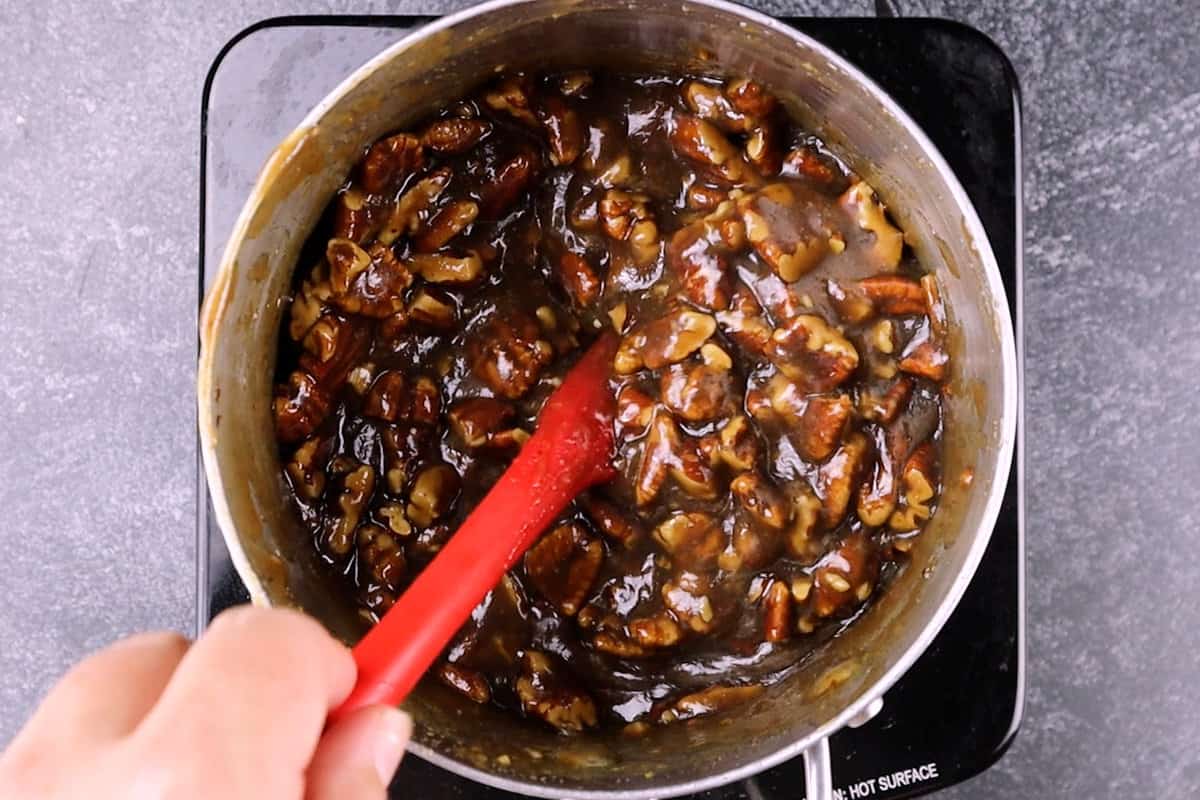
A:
198,15,1024,799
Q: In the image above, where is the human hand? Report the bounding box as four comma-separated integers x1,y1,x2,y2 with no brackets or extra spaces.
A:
0,606,410,799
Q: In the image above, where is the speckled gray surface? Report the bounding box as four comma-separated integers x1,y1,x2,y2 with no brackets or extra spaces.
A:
2,1,1198,797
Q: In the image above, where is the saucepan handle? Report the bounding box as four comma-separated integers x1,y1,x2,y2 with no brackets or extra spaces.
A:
803,737,834,800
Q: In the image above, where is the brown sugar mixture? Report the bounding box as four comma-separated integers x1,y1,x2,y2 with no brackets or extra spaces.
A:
273,70,951,735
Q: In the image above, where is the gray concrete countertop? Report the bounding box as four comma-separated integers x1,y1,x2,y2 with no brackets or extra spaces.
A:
2,1,1197,797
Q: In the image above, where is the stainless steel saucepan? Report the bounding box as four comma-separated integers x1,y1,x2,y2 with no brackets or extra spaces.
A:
197,1,1018,797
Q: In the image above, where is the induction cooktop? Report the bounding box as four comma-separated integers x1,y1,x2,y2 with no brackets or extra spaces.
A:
197,14,1024,799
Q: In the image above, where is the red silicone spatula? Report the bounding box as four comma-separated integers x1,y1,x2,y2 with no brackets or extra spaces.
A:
330,331,619,721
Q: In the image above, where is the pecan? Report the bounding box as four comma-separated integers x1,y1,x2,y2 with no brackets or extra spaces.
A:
284,436,328,501
725,78,778,118
592,631,649,659
554,252,603,306
484,75,538,126
448,397,519,450
636,411,717,505
615,384,655,439
731,472,791,530
782,144,847,190
670,113,753,185
378,311,408,342
826,279,876,324
653,511,724,571
330,188,382,243
683,81,752,133
817,432,871,529
784,485,823,561
859,378,913,424
889,442,937,531
745,118,785,176
407,251,484,284
407,286,458,329
662,572,718,633
327,240,414,318
581,495,644,547
667,221,732,310
616,308,717,374
378,167,451,245
275,315,369,443
762,578,793,643
839,180,903,269
698,415,760,471
421,117,491,154
438,662,491,704
536,95,584,166
660,362,733,422
409,376,440,425
412,200,479,253
363,370,407,423
922,273,947,337
516,651,598,733
468,312,553,399
741,184,829,280
728,519,782,571
655,684,763,724
381,424,433,496
858,427,899,528
715,284,772,355
357,522,406,593
599,189,659,266
479,151,539,219
686,183,727,211
524,522,603,616
378,504,413,538
628,613,684,649
406,463,460,527
795,394,853,462
812,531,879,617
359,132,423,195
766,314,859,392
327,464,374,556
860,275,927,315
288,268,332,341
899,333,949,383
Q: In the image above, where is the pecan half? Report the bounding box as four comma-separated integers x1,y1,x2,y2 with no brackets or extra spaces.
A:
581,495,644,547
327,240,414,318
816,432,871,529
406,463,460,528
636,411,717,505
670,114,753,185
359,133,423,195
741,184,830,280
554,251,603,306
766,314,860,392
859,275,927,316
784,485,823,561
412,200,479,253
468,312,554,399
275,315,369,443
525,522,603,616
782,144,846,190
363,370,407,423
698,415,760,471
898,333,949,383
448,397,521,450
284,436,328,501
479,151,539,219
731,472,791,530
438,662,491,704
762,578,793,643
794,394,853,462
327,464,375,556
660,362,733,422
484,75,538,126
378,167,451,246
653,511,724,571
536,95,585,166
745,117,785,176
859,378,913,425
615,384,656,439
839,180,903,269
667,219,732,310
716,284,772,355
662,572,719,633
599,189,659,266
655,684,764,724
421,118,491,154
628,613,684,649
407,286,458,329
357,522,406,594
516,651,598,733
330,188,382,243
725,78,778,118
408,251,484,284
889,442,937,531
616,308,717,374
812,531,879,617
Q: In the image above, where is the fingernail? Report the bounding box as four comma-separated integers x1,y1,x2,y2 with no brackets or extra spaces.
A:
372,707,412,784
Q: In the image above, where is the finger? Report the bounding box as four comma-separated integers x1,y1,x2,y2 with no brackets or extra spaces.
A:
133,605,355,797
6,631,189,753
305,706,411,800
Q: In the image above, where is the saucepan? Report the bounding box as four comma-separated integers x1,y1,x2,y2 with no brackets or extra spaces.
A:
197,1,1018,797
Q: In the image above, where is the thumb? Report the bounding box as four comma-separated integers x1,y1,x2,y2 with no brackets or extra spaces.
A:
305,706,411,800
